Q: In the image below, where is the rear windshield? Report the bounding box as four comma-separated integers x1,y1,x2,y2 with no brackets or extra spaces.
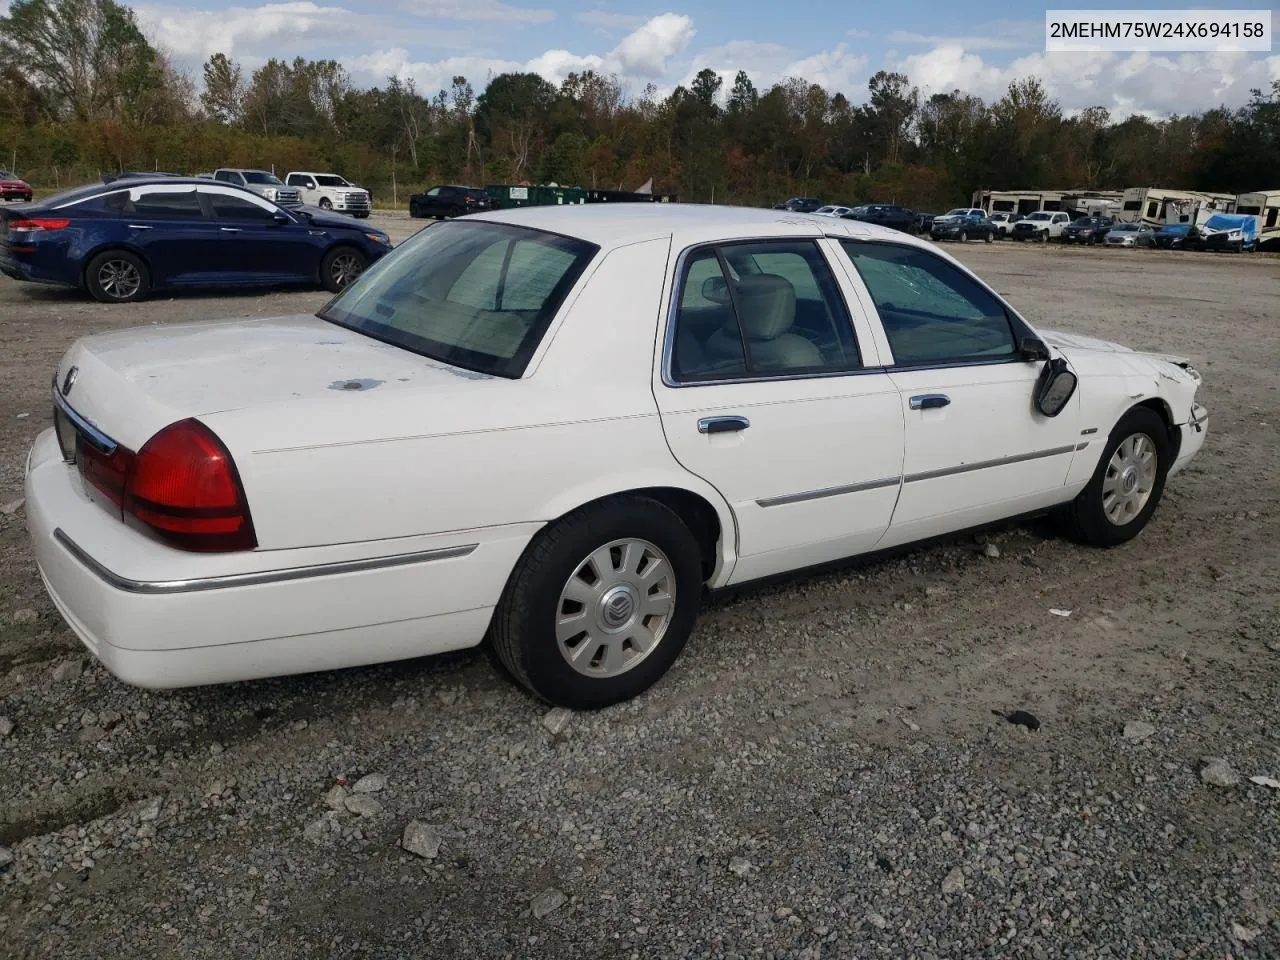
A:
319,221,598,378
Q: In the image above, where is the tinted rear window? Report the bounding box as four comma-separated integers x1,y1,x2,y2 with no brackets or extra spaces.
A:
319,221,599,378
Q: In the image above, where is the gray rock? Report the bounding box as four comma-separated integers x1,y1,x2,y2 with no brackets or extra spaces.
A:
344,794,384,817
0,497,24,516
728,856,753,877
11,608,38,624
323,785,350,811
866,912,888,930
0,846,12,869
352,773,387,793
1199,756,1240,787
401,821,443,859
941,866,966,894
136,796,163,822
541,707,573,735
530,888,567,919
303,813,337,844
0,717,13,738
984,543,1001,559
1123,721,1156,742
52,659,83,682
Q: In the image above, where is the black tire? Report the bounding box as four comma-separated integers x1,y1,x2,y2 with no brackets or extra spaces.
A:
1057,406,1172,547
85,249,150,303
320,245,367,293
409,203,423,219
983,230,993,243
449,204,464,219
490,496,704,709
1040,230,1049,243
318,197,332,210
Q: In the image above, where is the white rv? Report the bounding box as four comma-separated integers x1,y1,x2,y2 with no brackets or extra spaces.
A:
972,190,1066,217
1119,188,1231,227
1235,190,1280,246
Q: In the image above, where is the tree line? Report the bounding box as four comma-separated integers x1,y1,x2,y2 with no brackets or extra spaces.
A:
2,0,1278,208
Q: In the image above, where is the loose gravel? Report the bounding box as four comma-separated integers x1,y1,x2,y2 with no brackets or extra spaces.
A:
0,229,1277,958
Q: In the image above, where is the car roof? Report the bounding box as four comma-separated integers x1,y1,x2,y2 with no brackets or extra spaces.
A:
467,202,935,251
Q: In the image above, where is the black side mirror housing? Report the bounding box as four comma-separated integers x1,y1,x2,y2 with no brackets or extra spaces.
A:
272,212,290,224
1035,356,1078,417
1019,337,1051,362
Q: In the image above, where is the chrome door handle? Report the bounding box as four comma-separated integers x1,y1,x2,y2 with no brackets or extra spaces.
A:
220,227,242,233
910,394,951,410
127,224,152,230
698,415,750,434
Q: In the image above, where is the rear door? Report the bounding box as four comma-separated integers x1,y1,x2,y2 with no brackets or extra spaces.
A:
200,186,320,281
114,184,221,285
835,239,1081,547
653,236,905,585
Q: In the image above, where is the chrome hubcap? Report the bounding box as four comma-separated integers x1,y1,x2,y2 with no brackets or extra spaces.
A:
331,253,362,288
1102,432,1157,526
99,260,140,299
555,538,676,678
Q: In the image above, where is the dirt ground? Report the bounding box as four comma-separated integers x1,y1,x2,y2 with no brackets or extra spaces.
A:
0,221,1277,959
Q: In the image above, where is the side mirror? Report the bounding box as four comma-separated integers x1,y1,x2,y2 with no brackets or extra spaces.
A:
271,212,290,224
1019,337,1051,362
1035,356,1078,417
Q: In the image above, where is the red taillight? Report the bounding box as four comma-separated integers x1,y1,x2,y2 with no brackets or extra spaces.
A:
121,419,256,552
9,218,70,233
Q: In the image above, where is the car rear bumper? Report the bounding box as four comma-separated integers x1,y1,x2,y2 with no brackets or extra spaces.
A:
25,428,533,689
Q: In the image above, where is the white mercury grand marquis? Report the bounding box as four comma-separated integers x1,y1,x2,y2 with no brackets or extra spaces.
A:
25,205,1209,708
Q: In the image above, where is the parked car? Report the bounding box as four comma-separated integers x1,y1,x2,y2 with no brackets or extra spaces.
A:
1104,222,1156,247
1,171,34,202
1153,223,1192,249
285,171,372,218
1061,216,1115,244
929,208,996,242
813,205,852,217
842,204,921,233
988,212,1018,237
774,197,823,213
1189,213,1259,253
409,184,493,219
1011,211,1072,242
914,211,935,234
212,168,302,207
22,205,1208,706
0,176,391,303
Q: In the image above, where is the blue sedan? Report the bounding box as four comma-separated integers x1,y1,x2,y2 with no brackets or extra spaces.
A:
0,176,392,303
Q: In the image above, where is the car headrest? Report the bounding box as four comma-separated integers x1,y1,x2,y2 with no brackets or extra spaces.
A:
733,274,796,340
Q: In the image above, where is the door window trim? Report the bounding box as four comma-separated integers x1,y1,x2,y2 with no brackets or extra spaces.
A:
834,238,1038,372
660,236,878,388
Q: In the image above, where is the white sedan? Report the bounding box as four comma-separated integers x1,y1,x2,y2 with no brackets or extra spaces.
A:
813,205,853,217
25,205,1208,708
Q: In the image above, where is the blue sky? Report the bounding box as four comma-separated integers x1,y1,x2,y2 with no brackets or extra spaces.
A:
131,0,1280,117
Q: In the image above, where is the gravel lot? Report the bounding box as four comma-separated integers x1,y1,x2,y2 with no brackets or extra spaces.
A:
0,216,1277,959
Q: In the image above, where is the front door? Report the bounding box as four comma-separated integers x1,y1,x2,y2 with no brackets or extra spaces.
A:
114,184,222,285
835,239,1081,547
200,187,318,281
653,237,905,585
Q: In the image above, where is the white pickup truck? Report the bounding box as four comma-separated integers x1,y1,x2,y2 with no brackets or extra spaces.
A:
1010,210,1072,242
284,172,372,218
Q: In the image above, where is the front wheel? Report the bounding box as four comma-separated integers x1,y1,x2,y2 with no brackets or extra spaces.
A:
318,197,332,210
983,231,993,243
85,250,150,303
490,496,704,709
320,246,367,293
1040,230,1049,243
1057,407,1172,547
958,230,968,242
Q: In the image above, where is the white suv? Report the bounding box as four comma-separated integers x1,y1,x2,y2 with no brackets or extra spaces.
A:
285,172,372,218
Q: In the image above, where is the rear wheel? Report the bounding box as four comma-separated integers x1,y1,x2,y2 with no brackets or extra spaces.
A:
318,197,332,210
490,496,704,709
983,230,993,243
320,246,367,293
85,250,149,303
1057,407,1171,547
449,204,464,219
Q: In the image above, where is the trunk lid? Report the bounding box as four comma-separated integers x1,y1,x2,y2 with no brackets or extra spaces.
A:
53,314,496,450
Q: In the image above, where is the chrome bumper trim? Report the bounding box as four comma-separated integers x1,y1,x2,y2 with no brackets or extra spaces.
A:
53,528,477,595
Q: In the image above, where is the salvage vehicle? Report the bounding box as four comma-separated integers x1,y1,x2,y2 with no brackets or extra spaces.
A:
0,176,391,302
1011,210,1072,242
1153,223,1192,249
1189,213,1259,252
987,212,1017,237
212,168,303,208
25,205,1208,707
409,184,493,219
774,197,823,213
814,205,853,218
1,170,35,202
285,172,372,217
929,208,996,242
1104,222,1156,247
842,204,920,233
1061,216,1114,245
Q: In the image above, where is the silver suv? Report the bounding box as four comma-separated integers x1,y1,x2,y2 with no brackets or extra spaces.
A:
212,168,302,207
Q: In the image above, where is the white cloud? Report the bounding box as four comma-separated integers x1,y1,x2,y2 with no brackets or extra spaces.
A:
392,0,554,23
611,13,695,76
575,9,646,31
897,43,1280,118
681,39,866,98
887,30,1030,52
847,28,870,39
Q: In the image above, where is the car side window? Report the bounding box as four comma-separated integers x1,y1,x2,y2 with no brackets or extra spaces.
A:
207,193,277,221
131,188,203,219
669,240,861,383
839,240,1018,367
426,187,441,197
286,175,303,186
